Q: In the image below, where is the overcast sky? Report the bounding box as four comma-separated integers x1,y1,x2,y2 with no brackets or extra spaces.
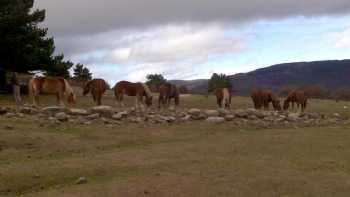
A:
35,0,350,83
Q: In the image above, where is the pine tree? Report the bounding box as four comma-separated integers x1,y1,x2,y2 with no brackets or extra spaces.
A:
73,64,92,82
208,73,232,93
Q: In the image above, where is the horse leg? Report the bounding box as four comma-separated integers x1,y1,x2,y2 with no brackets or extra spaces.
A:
97,94,102,106
57,92,65,107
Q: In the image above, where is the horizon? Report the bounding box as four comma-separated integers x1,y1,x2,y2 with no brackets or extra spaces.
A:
34,1,350,84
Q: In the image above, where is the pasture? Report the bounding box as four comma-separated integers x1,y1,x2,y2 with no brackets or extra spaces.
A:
1,90,350,196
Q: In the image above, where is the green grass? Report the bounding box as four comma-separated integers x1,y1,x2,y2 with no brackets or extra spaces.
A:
0,91,350,196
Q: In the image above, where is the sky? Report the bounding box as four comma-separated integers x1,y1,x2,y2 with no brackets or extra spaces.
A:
34,0,350,84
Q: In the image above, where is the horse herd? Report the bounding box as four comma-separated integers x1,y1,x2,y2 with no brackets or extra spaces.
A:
27,76,308,112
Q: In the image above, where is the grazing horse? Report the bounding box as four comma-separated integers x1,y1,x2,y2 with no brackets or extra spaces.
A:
28,77,76,107
114,81,153,109
215,88,232,109
158,82,180,109
251,90,281,111
83,79,108,106
283,90,308,112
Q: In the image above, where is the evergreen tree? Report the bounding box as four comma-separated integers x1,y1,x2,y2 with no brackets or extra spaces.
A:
73,64,92,81
208,73,232,93
146,74,166,86
0,0,69,74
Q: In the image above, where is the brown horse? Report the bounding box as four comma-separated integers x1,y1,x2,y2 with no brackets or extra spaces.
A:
158,82,180,109
28,76,76,107
283,90,308,112
83,79,108,106
114,81,153,109
251,90,281,111
216,88,232,109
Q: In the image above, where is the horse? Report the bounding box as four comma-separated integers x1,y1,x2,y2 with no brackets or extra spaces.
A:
251,89,281,111
114,81,153,109
28,76,76,107
283,90,308,112
158,82,180,109
83,79,108,106
215,88,232,109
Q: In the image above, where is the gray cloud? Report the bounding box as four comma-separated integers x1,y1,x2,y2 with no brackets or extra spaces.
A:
35,0,350,36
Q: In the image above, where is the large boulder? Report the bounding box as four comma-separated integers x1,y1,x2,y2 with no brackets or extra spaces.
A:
204,110,219,117
217,108,231,116
91,106,115,118
69,108,90,116
206,117,225,123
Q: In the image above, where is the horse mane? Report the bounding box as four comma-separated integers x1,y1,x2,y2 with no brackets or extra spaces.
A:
63,78,75,97
141,83,152,98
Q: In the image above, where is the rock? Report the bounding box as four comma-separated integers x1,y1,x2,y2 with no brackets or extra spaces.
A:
188,108,201,116
225,115,235,121
235,109,249,118
217,108,230,116
180,115,191,122
131,117,144,123
18,107,37,115
5,112,16,118
206,117,225,123
248,115,258,120
204,110,219,117
246,108,258,115
91,105,115,118
287,113,300,122
112,111,128,120
75,177,87,185
42,106,67,114
55,112,68,122
333,113,341,118
191,113,206,120
69,108,89,116
255,111,271,119
86,113,100,120
0,107,8,115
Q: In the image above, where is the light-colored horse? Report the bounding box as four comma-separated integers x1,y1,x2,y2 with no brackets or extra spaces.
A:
28,77,76,107
215,88,232,109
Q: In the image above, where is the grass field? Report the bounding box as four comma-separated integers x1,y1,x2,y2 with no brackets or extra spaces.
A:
1,90,350,196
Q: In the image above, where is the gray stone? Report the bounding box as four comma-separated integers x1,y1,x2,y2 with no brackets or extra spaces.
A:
217,108,230,116
112,111,128,120
206,117,225,123
69,108,89,116
91,105,115,118
42,106,67,114
188,108,201,116
86,113,100,120
180,115,191,122
0,107,8,115
235,109,249,118
224,115,235,121
75,177,87,185
287,113,300,122
55,112,68,122
19,107,38,115
204,110,219,117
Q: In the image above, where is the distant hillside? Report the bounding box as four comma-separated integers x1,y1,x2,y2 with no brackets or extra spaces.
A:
171,59,350,95
170,79,208,94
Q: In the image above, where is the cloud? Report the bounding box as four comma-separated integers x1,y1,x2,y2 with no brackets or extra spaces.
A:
331,27,350,49
68,24,245,82
35,0,350,36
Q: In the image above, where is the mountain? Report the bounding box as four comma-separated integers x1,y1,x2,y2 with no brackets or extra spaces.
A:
171,59,350,95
